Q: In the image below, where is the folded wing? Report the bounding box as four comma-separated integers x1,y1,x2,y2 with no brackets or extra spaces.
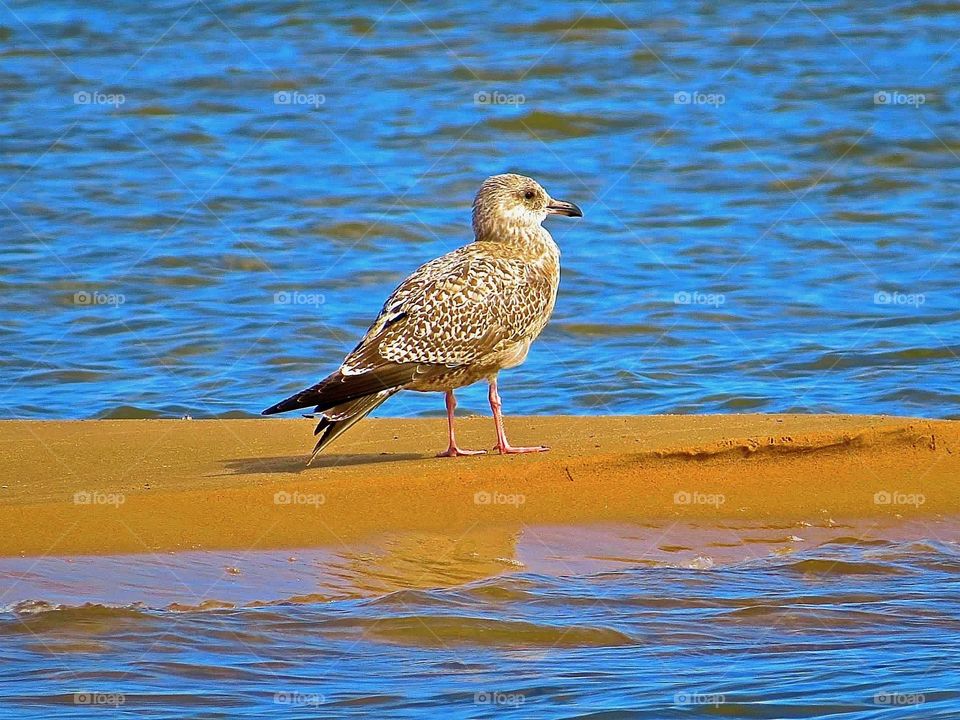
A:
262,245,554,456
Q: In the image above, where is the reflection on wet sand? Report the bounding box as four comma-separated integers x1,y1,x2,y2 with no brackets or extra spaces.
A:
4,518,957,612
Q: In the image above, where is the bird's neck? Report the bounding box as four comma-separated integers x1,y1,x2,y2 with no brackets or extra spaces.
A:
474,224,560,260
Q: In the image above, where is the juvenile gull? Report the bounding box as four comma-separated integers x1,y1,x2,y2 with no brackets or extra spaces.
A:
262,173,582,460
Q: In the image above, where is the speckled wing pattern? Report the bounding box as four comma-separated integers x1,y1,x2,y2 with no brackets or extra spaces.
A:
341,244,556,375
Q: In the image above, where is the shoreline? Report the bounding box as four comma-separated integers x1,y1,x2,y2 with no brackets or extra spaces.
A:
1,414,956,557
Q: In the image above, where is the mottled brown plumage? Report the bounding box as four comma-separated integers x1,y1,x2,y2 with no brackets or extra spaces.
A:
262,173,582,460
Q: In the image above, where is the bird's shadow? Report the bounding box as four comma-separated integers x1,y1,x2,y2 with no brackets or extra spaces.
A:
219,452,425,476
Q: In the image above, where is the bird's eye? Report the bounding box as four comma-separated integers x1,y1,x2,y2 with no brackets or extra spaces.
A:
523,190,535,200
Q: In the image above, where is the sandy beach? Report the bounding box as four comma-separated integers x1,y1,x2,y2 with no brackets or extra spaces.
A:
0,413,955,558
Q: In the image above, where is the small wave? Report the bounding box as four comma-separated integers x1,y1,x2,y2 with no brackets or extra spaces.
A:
2,602,153,634
503,15,632,33
823,536,893,548
672,555,715,570
795,346,960,371
556,321,663,337
167,599,236,612
95,404,167,419
322,615,635,648
120,104,178,116
783,559,906,576
484,110,637,139
363,589,469,610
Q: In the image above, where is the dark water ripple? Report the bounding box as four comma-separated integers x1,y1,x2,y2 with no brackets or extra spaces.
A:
3,541,960,718
0,1,958,419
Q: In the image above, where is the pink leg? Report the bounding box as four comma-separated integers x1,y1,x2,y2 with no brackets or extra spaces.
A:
436,390,486,458
488,377,549,455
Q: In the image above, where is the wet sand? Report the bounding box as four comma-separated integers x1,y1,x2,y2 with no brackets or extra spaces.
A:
7,517,958,612
0,414,956,557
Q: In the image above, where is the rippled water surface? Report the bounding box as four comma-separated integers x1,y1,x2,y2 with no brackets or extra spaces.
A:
3,523,960,718
2,0,960,419
3,3,960,716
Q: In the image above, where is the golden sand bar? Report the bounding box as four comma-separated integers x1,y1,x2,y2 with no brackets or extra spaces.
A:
1,415,956,557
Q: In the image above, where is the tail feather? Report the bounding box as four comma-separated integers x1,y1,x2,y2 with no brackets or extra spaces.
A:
308,389,398,464
262,363,418,416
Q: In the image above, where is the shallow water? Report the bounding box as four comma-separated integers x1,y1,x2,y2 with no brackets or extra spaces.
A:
2,1,959,419
3,521,960,718
3,3,960,716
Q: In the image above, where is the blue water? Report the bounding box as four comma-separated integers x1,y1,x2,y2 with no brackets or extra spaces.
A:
3,2,960,717
2,0,959,420
3,533,960,719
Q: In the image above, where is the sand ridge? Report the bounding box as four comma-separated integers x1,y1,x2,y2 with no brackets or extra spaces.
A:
0,414,956,557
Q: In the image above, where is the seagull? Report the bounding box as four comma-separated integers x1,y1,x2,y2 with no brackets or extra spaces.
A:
262,173,582,461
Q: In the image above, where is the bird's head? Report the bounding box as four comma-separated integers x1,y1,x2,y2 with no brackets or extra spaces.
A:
472,173,582,241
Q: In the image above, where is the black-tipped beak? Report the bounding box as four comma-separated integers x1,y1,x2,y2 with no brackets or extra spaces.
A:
546,199,583,218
